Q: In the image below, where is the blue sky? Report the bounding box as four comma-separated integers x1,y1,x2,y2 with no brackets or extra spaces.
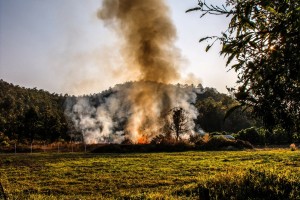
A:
0,0,237,95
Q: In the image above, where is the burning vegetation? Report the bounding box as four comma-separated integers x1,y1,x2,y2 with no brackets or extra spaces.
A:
65,81,200,144
65,0,199,144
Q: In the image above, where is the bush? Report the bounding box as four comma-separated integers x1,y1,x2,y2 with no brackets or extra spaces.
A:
189,134,203,144
175,169,300,199
235,139,253,149
234,127,270,145
270,127,290,144
236,127,259,144
292,133,299,143
0,132,10,147
205,136,231,149
196,135,253,150
0,140,10,147
236,127,299,145
150,134,176,145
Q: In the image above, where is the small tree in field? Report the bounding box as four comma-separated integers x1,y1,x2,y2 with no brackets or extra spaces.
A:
167,107,191,142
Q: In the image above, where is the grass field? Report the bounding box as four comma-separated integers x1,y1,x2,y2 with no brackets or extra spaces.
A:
0,149,299,199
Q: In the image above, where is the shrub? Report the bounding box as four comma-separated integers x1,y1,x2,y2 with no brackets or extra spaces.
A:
189,133,202,144
150,134,176,145
196,135,253,150
193,134,211,146
235,139,253,149
175,169,300,199
292,133,299,143
205,136,230,149
0,132,10,147
236,127,263,145
0,140,10,147
271,127,290,144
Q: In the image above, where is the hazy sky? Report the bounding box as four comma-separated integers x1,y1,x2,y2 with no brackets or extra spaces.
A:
0,0,237,95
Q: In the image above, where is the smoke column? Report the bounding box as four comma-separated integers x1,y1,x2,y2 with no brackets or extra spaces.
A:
98,0,186,143
65,0,200,144
98,0,181,83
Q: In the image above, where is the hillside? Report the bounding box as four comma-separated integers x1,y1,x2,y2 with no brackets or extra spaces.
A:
0,79,256,145
0,79,69,143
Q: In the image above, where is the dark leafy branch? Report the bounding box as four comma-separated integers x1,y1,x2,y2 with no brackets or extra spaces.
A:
188,0,300,137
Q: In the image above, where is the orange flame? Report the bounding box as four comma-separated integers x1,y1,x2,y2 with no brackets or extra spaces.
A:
137,137,147,144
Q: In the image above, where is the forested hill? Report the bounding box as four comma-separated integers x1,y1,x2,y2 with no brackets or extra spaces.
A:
0,79,256,144
0,79,69,143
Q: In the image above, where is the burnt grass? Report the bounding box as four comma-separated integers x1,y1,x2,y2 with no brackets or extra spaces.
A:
91,139,253,153
0,138,253,154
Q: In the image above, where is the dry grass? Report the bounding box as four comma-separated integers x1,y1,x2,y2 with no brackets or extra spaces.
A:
0,149,299,199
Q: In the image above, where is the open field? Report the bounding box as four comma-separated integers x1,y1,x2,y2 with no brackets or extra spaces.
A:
0,149,299,199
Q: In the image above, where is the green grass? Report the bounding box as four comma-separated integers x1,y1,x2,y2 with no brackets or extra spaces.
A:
0,149,299,199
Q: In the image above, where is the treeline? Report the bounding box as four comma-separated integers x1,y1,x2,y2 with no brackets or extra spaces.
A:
194,86,258,133
0,79,297,146
0,79,70,144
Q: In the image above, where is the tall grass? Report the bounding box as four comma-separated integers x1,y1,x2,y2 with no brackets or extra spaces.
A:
0,150,299,199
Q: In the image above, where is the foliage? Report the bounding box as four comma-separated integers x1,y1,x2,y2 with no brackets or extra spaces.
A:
150,133,176,145
65,81,259,143
167,107,191,141
195,87,258,133
1,79,295,145
188,133,203,144
195,134,253,150
0,150,299,199
235,127,263,145
177,169,300,200
235,127,300,145
0,80,70,143
188,0,300,137
0,132,10,147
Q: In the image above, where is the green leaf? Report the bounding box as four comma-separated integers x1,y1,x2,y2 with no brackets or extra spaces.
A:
224,104,242,122
265,6,277,15
222,33,228,39
186,7,201,13
205,45,212,52
226,53,236,66
222,44,232,53
199,36,212,43
231,63,243,71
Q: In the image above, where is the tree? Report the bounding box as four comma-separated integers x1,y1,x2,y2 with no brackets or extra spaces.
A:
168,107,190,141
196,97,224,132
187,0,300,137
0,79,71,143
23,107,41,143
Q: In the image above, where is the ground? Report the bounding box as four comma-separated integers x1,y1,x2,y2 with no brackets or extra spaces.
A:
0,149,299,199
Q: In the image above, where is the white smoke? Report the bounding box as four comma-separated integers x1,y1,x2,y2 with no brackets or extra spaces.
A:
65,82,202,144
64,0,204,144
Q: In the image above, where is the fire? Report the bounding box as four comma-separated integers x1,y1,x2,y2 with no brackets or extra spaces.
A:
137,136,147,144
66,0,199,145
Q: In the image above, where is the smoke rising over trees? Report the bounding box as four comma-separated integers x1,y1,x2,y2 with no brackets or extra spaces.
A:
2,79,297,146
94,0,192,143
65,81,200,144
